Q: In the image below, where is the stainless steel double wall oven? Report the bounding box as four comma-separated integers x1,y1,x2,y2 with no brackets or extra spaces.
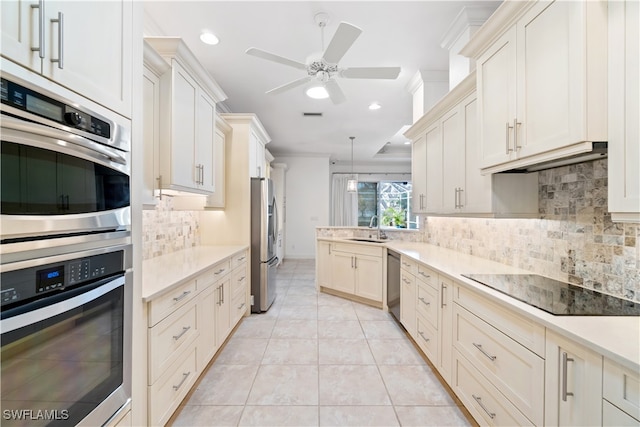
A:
0,67,132,427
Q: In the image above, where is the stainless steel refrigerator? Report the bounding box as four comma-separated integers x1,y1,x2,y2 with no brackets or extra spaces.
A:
250,177,278,313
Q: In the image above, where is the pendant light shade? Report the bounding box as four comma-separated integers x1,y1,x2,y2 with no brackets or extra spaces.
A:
347,136,357,193
347,178,358,192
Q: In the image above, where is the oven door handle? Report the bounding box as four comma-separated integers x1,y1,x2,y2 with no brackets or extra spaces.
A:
1,275,125,334
1,114,128,166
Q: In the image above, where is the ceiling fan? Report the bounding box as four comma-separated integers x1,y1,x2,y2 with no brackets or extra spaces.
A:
245,12,401,104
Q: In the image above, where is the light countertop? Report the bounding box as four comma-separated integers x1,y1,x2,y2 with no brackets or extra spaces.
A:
318,237,640,371
142,245,248,302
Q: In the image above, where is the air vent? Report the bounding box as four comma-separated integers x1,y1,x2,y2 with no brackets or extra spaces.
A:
303,112,323,117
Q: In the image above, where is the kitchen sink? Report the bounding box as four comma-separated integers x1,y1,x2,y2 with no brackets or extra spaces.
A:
345,238,387,244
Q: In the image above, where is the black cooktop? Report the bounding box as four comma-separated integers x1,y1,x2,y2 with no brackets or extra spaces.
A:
461,274,640,316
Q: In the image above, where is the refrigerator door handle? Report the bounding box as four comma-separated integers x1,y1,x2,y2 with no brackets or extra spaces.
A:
267,256,279,267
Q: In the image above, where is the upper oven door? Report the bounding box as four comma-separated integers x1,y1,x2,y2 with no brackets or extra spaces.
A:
1,114,130,243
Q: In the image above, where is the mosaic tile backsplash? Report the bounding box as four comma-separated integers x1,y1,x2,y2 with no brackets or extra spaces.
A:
422,159,640,303
142,197,200,260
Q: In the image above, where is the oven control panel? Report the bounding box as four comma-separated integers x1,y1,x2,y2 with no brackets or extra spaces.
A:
1,250,123,308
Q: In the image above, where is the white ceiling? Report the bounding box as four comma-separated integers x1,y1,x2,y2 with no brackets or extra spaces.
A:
143,1,500,165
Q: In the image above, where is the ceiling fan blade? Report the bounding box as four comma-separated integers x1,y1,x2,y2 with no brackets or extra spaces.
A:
322,22,363,64
325,79,346,105
265,76,312,95
341,67,401,79
246,47,307,70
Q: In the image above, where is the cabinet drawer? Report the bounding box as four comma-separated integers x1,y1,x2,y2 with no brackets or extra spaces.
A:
454,304,544,425
211,258,232,279
334,242,383,257
416,314,438,363
603,399,640,426
149,300,198,384
232,291,247,324
416,280,438,328
416,264,437,288
148,279,197,327
149,346,197,427
455,284,545,356
231,264,248,299
453,350,534,426
603,358,640,421
401,256,417,275
231,250,248,269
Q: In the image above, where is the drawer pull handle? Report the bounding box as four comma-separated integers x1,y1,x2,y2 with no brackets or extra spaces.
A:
402,278,412,284
173,326,191,341
215,268,226,275
238,302,246,310
418,331,430,343
173,290,191,302
473,343,497,361
562,352,575,401
173,371,191,391
472,395,495,419
238,276,246,282
419,271,430,278
237,256,246,261
418,297,430,306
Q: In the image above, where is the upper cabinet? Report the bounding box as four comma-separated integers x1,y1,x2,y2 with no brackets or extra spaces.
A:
406,72,538,217
1,0,133,117
608,0,640,223
144,37,227,196
461,0,608,174
204,115,231,209
249,130,267,178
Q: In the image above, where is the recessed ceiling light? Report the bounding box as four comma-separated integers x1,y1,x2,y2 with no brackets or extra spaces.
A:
369,102,381,110
200,32,219,45
306,85,329,99
404,141,411,145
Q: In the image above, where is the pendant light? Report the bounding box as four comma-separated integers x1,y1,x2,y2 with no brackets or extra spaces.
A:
347,136,357,192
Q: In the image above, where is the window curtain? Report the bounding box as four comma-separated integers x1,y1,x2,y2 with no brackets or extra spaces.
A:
331,174,358,226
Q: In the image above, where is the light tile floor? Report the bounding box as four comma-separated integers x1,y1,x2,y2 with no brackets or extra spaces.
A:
171,259,473,427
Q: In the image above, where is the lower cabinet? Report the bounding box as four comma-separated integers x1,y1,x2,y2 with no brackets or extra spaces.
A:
603,357,640,424
147,248,248,426
545,331,602,426
544,330,603,426
318,241,384,304
400,265,416,337
437,276,454,384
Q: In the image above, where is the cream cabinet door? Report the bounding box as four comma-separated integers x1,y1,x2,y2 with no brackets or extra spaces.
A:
197,285,217,370
1,0,42,73
330,251,356,295
441,106,464,212
215,278,232,347
477,26,517,169
608,0,640,222
316,241,332,289
437,276,454,384
142,66,161,207
354,254,383,302
544,330,603,426
425,122,443,212
205,126,226,208
170,61,198,190
196,90,216,193
411,135,427,213
515,0,597,159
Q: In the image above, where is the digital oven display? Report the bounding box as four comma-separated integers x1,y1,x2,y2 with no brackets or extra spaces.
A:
26,93,63,122
36,265,65,294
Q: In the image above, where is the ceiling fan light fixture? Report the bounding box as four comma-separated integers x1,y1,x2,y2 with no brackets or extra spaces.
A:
200,31,219,45
368,102,381,110
306,85,329,99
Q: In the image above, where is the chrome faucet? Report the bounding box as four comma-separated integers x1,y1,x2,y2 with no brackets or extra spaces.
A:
369,215,378,228
368,215,387,240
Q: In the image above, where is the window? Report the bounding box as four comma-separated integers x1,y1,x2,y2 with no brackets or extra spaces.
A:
356,181,418,229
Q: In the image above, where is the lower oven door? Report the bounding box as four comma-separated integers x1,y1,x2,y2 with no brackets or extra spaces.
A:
1,275,130,427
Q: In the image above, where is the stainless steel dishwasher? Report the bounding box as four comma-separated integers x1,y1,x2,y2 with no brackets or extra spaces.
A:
387,249,401,321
